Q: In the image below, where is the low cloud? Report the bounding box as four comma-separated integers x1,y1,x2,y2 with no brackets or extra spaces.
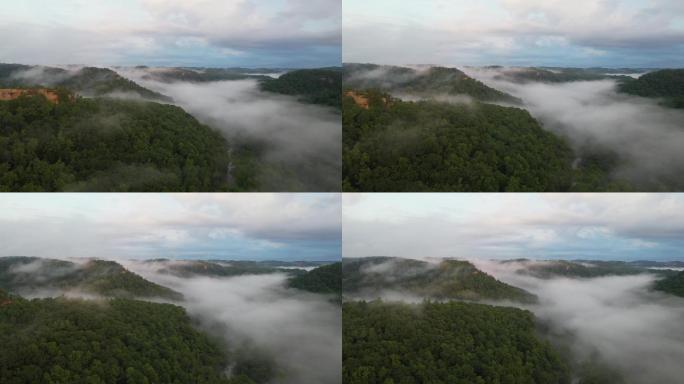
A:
463,67,684,190
474,259,684,384
119,68,341,191
128,262,341,384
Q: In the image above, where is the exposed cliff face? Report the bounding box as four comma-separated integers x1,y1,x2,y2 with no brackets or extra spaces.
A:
0,88,64,103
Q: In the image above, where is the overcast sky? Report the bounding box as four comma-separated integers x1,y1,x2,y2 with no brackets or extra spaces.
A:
0,0,340,68
344,0,684,67
0,194,341,261
343,194,684,261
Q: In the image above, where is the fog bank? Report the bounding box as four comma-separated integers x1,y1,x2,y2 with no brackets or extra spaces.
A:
464,68,684,190
475,260,684,384
119,69,341,191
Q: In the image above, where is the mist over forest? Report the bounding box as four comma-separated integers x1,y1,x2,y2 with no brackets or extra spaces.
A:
0,256,342,384
342,256,684,384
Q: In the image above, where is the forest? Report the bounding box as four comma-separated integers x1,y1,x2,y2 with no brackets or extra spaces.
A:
342,257,536,303
0,290,259,384
618,69,684,109
260,68,342,109
288,262,342,297
342,90,580,192
344,64,519,103
653,270,684,297
0,95,234,192
0,257,182,300
343,300,570,384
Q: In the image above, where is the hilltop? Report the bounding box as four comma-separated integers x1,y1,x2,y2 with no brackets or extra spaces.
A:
342,257,537,303
0,64,170,101
0,257,182,300
618,69,684,108
288,262,342,297
344,63,520,103
654,271,684,297
260,68,342,109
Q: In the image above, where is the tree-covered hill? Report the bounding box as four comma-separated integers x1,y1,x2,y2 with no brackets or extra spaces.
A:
618,69,684,108
342,90,576,192
0,64,170,101
150,260,287,278
344,63,520,103
0,257,182,300
288,262,342,297
343,257,537,304
0,291,261,384
489,67,627,84
653,271,684,297
260,68,342,109
0,95,234,192
343,300,570,384
503,259,650,279
135,67,272,83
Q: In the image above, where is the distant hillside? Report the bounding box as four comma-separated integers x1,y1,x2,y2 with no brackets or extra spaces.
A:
618,69,684,108
136,67,271,83
654,271,684,297
343,300,569,384
343,90,575,192
344,63,519,103
0,257,182,300
260,68,342,109
343,257,537,303
504,259,650,279
0,64,170,101
0,95,233,192
0,291,262,383
149,260,288,278
490,67,627,84
288,262,341,297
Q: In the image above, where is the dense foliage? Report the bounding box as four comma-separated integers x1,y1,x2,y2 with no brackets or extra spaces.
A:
260,68,342,109
653,271,684,297
343,300,570,384
137,67,268,83
0,95,233,191
344,64,519,103
0,64,169,101
490,67,624,84
288,262,342,296
343,91,575,192
0,291,259,384
0,257,182,300
151,260,287,278
504,259,649,279
343,257,537,303
618,69,684,108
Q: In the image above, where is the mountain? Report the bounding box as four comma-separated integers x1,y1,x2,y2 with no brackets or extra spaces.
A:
344,63,520,103
0,290,263,384
343,257,537,303
135,67,270,83
0,64,170,101
489,67,632,84
654,271,684,297
0,95,233,192
342,90,575,192
288,262,342,297
503,259,651,279
260,68,342,109
0,257,182,300
343,300,569,384
618,69,684,108
148,260,289,278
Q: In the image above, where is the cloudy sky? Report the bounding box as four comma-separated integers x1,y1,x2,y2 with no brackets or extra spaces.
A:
0,194,341,261
344,0,684,67
0,0,340,67
344,194,684,261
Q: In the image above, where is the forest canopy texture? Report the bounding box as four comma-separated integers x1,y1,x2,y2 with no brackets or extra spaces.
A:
343,300,570,384
0,95,232,192
0,291,258,384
